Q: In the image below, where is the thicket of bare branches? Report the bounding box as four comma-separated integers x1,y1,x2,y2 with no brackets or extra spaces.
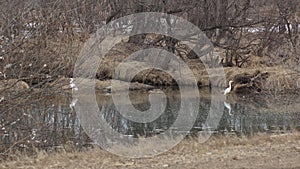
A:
0,0,299,159
0,0,299,82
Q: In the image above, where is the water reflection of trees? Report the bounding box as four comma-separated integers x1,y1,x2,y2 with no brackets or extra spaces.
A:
216,103,300,136
99,91,181,138
100,90,300,139
0,95,90,160
1,90,300,159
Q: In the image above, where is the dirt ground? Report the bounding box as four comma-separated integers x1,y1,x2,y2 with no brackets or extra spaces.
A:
1,133,300,169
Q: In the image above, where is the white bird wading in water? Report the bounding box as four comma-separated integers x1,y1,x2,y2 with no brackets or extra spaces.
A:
224,80,233,95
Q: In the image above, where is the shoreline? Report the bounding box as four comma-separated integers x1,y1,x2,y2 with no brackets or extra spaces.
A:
1,132,300,169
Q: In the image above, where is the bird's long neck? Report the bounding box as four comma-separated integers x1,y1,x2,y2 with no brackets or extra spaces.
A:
229,82,232,90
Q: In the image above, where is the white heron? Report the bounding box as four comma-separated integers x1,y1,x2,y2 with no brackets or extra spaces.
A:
70,78,78,91
0,96,4,103
105,85,112,94
224,80,233,95
105,85,112,90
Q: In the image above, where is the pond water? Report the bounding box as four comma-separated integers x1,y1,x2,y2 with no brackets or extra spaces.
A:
1,87,300,157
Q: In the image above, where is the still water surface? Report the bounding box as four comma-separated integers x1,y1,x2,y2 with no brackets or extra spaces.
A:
1,88,300,156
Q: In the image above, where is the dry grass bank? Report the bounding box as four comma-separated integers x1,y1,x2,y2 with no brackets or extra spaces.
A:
1,133,300,169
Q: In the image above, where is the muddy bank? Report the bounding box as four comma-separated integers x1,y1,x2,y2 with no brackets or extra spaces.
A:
91,42,300,94
48,78,154,92
222,66,300,95
1,42,299,95
1,66,299,97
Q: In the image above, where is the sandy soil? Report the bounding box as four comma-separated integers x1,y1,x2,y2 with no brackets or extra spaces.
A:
1,133,300,169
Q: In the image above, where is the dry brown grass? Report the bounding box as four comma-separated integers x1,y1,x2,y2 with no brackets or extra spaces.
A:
1,132,300,169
